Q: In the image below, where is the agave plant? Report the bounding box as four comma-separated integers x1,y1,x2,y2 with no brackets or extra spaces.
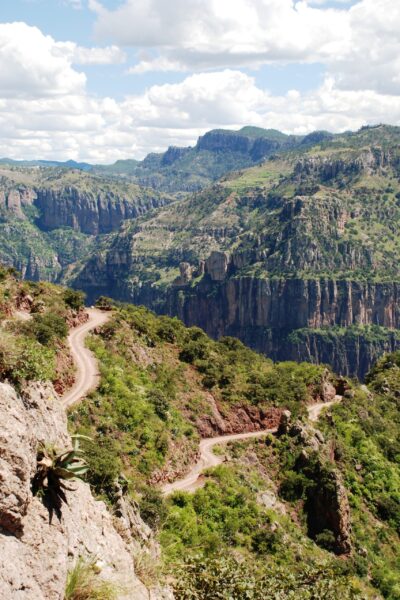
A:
33,435,91,520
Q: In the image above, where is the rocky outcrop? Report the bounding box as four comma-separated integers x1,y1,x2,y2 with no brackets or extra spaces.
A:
286,420,352,555
0,188,36,219
0,382,171,600
205,251,230,282
305,469,352,555
173,262,193,286
34,188,170,235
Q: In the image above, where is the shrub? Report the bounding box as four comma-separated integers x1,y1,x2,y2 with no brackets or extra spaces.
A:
0,331,56,383
139,488,167,529
279,471,311,501
179,340,209,363
30,312,68,345
251,527,283,554
148,389,170,421
64,289,86,311
84,437,122,497
315,529,337,552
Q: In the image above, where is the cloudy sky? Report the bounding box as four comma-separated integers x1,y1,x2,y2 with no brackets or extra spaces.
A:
1,0,399,162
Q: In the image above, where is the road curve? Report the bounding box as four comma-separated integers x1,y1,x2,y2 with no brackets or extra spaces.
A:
60,311,342,492
62,308,109,409
162,395,342,495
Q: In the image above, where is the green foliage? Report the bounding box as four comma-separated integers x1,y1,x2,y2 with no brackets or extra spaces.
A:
139,487,167,530
148,389,170,421
64,289,86,311
82,437,122,498
65,557,117,600
172,554,364,600
0,330,56,383
32,435,90,518
29,312,68,345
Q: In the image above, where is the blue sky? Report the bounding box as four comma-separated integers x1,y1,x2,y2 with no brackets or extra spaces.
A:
0,0,398,162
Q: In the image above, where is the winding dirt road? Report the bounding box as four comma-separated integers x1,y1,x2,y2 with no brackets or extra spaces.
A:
62,308,109,409
162,396,342,495
61,312,342,493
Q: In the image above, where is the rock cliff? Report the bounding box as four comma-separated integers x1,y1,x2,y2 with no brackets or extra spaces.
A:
0,381,172,600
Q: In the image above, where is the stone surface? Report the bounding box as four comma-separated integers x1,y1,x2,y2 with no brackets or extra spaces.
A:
0,382,171,600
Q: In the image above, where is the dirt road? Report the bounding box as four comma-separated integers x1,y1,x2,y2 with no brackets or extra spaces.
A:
162,395,342,495
62,308,109,409
61,311,342,493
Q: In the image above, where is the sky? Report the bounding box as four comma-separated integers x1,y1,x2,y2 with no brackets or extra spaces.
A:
0,0,399,163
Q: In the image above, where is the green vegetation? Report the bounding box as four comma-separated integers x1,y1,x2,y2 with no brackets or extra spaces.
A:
70,303,333,501
65,557,117,600
0,269,80,386
161,465,369,599
32,435,90,519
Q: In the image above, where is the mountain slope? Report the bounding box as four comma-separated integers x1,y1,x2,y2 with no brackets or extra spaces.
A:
71,125,400,377
0,267,398,599
0,166,172,281
92,126,314,192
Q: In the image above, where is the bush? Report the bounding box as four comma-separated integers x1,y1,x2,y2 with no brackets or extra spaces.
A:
30,312,68,345
251,527,282,554
179,340,209,363
148,389,170,421
0,332,55,383
375,495,400,532
139,488,167,529
315,529,337,552
64,288,86,311
84,437,122,497
279,471,310,501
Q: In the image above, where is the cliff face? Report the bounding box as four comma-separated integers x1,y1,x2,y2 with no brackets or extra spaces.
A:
0,381,171,600
34,187,170,235
171,275,400,332
165,275,400,378
0,185,170,235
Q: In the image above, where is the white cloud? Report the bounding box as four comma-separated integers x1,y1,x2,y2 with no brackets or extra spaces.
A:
0,22,86,97
91,0,400,98
55,42,126,65
1,64,400,163
91,0,352,69
1,18,400,163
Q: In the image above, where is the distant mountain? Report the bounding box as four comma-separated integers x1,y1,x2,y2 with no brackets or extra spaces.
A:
0,126,334,195
71,124,400,378
92,126,333,192
0,158,93,171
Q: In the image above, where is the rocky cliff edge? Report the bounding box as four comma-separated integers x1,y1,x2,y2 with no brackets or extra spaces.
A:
0,381,172,600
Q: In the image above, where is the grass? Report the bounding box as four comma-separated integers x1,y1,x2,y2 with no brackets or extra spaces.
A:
65,557,117,600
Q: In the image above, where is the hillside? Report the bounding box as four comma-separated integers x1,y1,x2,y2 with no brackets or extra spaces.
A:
92,126,311,192
0,166,172,281
71,125,400,378
0,267,399,598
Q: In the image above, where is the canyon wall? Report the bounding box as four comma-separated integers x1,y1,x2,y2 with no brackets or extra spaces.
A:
0,186,170,235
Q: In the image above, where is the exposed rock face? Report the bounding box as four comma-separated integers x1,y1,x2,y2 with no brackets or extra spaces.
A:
205,251,230,282
0,382,170,600
173,262,193,286
305,470,352,555
35,188,169,235
166,276,400,378
287,421,352,555
0,188,36,218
